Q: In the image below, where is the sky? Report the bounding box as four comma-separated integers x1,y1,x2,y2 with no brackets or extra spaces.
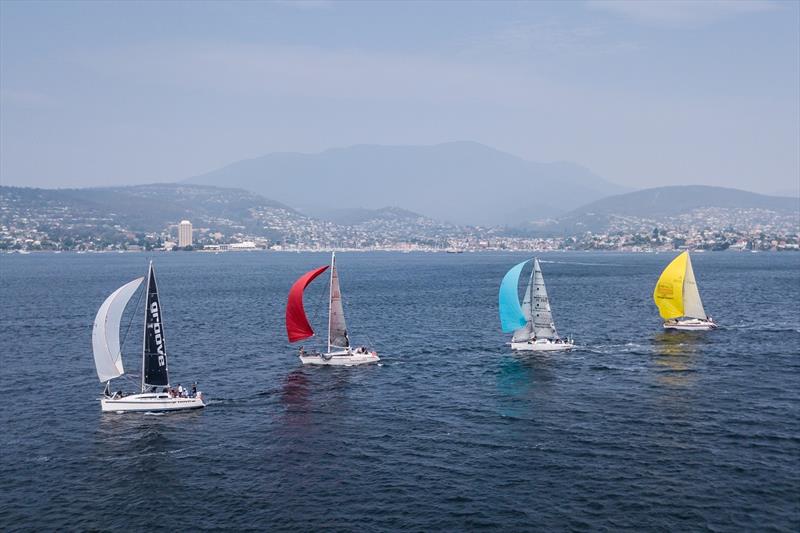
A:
1,0,798,195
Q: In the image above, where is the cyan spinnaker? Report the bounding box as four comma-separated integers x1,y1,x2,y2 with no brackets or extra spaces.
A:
499,260,530,332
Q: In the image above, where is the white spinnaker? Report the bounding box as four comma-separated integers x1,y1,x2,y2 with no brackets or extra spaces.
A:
682,254,706,319
92,277,144,382
513,267,534,342
531,259,558,339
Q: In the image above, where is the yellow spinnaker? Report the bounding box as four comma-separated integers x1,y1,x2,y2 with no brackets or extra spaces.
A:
653,251,687,320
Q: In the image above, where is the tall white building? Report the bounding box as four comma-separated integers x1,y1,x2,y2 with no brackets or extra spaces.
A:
178,220,193,248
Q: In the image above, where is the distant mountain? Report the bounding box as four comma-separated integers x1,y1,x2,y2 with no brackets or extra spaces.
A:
185,141,628,226
522,185,800,235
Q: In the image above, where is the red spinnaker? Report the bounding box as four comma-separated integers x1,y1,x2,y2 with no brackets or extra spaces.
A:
286,265,329,342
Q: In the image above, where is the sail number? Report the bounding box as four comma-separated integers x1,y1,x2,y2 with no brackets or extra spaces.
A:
149,302,166,366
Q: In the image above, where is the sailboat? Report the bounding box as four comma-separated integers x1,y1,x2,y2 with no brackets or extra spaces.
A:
286,252,379,366
499,258,573,351
92,261,205,412
653,251,717,330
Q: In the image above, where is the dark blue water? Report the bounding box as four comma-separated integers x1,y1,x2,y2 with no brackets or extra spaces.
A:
1,252,798,531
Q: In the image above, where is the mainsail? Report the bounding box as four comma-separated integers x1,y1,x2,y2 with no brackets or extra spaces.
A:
682,253,707,319
499,260,529,332
531,259,558,339
92,277,144,382
286,265,330,342
143,262,169,388
328,253,350,350
653,251,691,320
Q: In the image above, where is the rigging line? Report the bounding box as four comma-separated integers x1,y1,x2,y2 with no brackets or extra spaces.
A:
120,279,145,353
309,275,327,339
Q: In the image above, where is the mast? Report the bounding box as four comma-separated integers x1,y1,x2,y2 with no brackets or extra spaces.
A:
141,261,151,393
527,265,535,335
328,251,334,354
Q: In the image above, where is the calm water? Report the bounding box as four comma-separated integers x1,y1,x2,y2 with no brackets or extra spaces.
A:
1,251,798,531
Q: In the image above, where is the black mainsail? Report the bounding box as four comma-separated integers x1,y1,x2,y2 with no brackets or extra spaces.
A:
142,262,169,389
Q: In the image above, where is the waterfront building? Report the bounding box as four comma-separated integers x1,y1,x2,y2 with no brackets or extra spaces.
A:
178,220,193,247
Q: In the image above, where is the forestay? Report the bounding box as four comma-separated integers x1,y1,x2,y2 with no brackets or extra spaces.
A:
92,277,144,382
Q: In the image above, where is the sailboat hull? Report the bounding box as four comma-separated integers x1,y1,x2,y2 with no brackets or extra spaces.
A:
663,318,717,331
100,392,205,413
299,349,380,366
511,339,574,352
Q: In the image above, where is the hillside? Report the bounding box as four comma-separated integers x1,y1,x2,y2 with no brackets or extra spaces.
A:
565,186,797,217
298,206,427,226
0,183,293,233
520,185,800,235
185,141,628,226
0,184,468,250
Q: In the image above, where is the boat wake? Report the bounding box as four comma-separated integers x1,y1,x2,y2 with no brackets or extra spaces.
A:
585,342,651,354
727,322,800,333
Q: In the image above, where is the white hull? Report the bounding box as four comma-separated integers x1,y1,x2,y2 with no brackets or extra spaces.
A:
511,339,574,352
101,392,205,413
299,349,380,366
663,318,717,331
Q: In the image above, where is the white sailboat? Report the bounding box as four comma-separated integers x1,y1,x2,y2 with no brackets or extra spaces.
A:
286,252,379,366
499,258,574,352
92,261,205,412
653,251,717,331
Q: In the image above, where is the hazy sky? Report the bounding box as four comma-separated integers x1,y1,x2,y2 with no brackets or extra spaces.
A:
1,0,798,194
